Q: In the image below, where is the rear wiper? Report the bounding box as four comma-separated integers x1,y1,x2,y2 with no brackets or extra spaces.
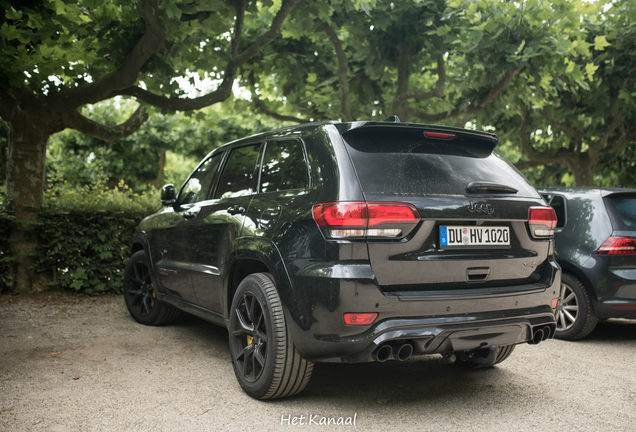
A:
466,181,518,194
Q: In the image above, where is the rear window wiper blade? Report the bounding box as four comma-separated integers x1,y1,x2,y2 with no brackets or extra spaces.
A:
466,181,518,194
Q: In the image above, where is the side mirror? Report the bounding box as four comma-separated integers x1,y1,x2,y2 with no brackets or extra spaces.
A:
161,184,176,206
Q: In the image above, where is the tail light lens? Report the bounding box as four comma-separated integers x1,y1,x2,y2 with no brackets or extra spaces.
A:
424,131,456,139
313,202,420,238
595,237,636,255
344,313,378,325
527,206,557,239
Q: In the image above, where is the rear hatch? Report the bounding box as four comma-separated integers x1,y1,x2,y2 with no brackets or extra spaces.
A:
339,124,553,294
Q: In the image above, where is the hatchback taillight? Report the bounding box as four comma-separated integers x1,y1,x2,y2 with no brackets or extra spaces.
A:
312,202,420,238
527,206,557,239
594,237,636,255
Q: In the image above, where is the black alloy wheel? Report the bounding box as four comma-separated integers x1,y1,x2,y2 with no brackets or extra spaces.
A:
126,258,156,318
229,273,313,399
231,291,269,383
123,250,180,326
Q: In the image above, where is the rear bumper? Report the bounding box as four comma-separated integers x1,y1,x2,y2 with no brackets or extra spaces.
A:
309,308,556,363
581,260,636,319
284,258,560,363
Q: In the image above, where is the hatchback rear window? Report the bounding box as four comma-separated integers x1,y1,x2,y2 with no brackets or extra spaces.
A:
342,128,539,198
605,194,636,230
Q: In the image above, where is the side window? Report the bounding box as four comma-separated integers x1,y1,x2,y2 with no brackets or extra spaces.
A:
550,195,566,229
179,153,223,205
259,140,309,193
214,144,262,199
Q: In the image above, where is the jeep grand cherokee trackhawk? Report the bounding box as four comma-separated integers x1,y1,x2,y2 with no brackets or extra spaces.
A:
124,119,560,399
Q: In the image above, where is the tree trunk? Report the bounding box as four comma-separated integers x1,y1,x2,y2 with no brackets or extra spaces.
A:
142,147,166,187
391,43,413,122
6,109,50,291
565,153,595,186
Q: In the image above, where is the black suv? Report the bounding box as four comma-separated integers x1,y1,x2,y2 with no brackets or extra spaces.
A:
539,188,636,340
124,120,560,399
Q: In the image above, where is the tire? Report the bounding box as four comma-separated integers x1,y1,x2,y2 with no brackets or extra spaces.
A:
452,344,516,368
123,250,181,326
229,273,313,399
554,273,598,340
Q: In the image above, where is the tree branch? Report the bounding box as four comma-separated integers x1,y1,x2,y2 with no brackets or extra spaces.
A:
52,0,165,108
113,0,300,112
541,105,584,141
517,101,570,165
410,65,524,122
319,19,353,121
248,73,309,123
230,0,248,58
391,43,413,120
514,160,546,170
66,106,149,143
393,56,445,105
593,64,636,153
231,0,300,67
254,99,310,124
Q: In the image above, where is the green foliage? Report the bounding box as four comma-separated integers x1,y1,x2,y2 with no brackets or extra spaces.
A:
35,181,159,295
0,180,160,295
47,97,288,191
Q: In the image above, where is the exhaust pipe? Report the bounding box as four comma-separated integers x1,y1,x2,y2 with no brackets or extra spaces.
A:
394,343,414,361
528,328,545,345
542,326,552,341
372,344,393,362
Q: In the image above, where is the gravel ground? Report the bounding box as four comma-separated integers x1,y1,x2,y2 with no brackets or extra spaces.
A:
1,291,635,431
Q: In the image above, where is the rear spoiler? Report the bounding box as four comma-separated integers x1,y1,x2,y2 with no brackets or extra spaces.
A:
335,121,499,149
334,121,499,148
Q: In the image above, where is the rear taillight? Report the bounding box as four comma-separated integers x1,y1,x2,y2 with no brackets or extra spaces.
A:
424,131,456,139
313,202,420,238
594,237,636,255
527,206,557,239
343,313,378,325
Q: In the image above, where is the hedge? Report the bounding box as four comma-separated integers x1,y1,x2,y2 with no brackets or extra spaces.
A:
0,194,14,291
0,184,159,295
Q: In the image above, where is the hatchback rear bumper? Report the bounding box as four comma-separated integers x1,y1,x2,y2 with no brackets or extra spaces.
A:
587,266,636,319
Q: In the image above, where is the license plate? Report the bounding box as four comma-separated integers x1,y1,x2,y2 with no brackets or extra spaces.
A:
440,226,510,248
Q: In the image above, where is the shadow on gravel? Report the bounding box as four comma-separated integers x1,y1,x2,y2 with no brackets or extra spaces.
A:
153,312,550,408
299,357,529,407
576,318,636,344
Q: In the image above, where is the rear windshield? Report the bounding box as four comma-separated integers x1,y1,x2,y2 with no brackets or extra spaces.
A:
342,128,539,198
605,194,636,230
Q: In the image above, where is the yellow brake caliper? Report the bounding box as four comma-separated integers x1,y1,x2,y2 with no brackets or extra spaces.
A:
247,323,254,345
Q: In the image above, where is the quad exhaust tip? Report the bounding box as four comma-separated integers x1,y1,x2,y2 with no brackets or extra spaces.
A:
528,325,554,345
372,342,414,362
395,343,414,361
373,344,393,362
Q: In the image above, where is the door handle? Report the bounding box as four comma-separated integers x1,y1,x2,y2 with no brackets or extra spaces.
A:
227,205,246,216
183,206,201,219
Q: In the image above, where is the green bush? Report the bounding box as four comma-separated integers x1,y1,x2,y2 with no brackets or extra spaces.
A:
0,191,15,292
0,182,160,295
36,182,159,295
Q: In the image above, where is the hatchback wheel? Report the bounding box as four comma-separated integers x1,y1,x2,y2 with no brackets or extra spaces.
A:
555,273,598,340
229,273,313,399
123,250,180,326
